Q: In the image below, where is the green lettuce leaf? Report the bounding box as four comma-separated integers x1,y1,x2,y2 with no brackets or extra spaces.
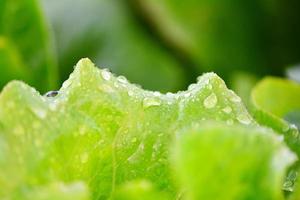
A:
114,180,170,200
251,77,300,154
173,122,296,200
0,58,289,199
0,0,58,92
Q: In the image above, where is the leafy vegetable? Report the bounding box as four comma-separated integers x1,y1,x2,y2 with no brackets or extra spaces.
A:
251,77,300,154
173,122,296,200
114,180,170,200
0,58,264,199
0,0,58,92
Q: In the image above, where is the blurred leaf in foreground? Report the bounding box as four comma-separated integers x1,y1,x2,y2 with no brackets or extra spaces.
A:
114,180,170,200
173,122,296,200
0,0,58,92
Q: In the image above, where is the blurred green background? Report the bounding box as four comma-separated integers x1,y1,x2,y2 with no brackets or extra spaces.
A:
1,0,300,93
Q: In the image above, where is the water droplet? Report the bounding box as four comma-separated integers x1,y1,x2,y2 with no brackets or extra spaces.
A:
153,91,161,97
188,84,197,90
143,97,161,108
127,90,134,97
62,80,71,89
228,91,241,103
236,114,252,125
117,76,127,84
44,91,59,97
49,100,59,111
99,84,114,93
80,152,89,164
166,92,173,98
113,82,119,88
203,93,218,109
184,93,191,98
101,70,111,81
222,106,232,114
30,106,47,119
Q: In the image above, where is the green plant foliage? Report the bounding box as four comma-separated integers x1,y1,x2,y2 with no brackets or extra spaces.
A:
0,0,58,92
173,122,296,200
251,77,300,154
0,58,264,199
114,180,170,200
135,0,300,78
42,0,186,92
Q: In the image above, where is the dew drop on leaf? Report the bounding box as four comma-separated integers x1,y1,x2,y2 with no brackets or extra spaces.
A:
30,106,47,119
188,83,197,90
222,106,232,114
184,93,191,98
203,93,218,109
236,114,252,125
127,90,134,97
62,80,72,89
101,70,111,81
153,91,161,97
44,91,59,97
228,90,241,103
117,76,128,84
143,97,161,108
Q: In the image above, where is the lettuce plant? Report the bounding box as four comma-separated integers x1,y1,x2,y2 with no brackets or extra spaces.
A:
0,58,298,199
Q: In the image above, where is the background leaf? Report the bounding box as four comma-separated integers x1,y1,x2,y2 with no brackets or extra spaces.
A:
133,0,300,80
42,0,189,93
0,0,58,92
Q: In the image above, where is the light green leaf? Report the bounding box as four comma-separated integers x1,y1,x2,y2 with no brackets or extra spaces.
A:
0,0,58,92
0,58,256,199
17,182,89,200
173,122,296,200
114,180,170,200
251,77,300,154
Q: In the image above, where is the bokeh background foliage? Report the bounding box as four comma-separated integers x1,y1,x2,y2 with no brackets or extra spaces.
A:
1,0,300,93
